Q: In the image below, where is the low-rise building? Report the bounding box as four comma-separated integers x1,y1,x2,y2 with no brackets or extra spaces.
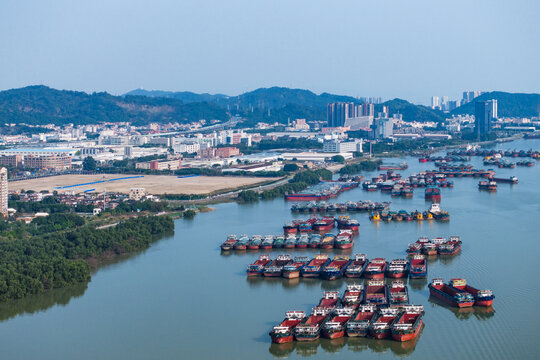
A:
129,188,146,201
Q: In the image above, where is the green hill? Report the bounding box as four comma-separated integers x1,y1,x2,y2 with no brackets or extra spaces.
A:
379,99,445,123
0,86,229,126
451,91,540,118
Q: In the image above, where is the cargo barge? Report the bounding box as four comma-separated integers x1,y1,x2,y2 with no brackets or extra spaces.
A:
321,308,355,339
364,280,388,307
428,278,475,307
282,257,309,279
369,308,400,339
391,305,424,342
270,311,306,344
321,256,351,280
345,305,377,337
246,255,272,277
344,254,368,278
448,278,495,306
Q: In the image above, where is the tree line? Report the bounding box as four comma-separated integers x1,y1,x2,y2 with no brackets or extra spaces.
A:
0,215,174,301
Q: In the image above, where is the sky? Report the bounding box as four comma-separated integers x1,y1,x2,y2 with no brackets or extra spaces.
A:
1,0,539,104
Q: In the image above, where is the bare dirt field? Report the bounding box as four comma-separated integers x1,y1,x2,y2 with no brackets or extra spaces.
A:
10,174,279,195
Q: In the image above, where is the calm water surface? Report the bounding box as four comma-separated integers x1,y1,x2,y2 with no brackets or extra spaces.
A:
1,139,540,359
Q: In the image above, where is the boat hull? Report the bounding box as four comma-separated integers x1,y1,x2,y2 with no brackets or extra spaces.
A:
429,286,474,307
391,320,423,342
321,330,344,339
271,335,294,344
369,329,390,340
282,271,301,279
363,272,385,279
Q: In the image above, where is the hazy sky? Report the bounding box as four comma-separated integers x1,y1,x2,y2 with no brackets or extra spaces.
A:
1,0,539,104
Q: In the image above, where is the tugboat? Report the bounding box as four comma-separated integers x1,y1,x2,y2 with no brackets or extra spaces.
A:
345,305,377,337
233,234,249,250
294,307,331,342
478,180,497,192
261,235,274,250
308,233,321,248
282,257,310,279
312,217,335,232
388,281,409,307
386,259,410,278
428,278,475,307
246,255,272,276
263,255,292,277
364,280,388,307
320,233,335,249
344,254,368,278
221,235,238,251
334,230,354,249
301,255,331,278
335,216,360,231
428,203,450,221
425,186,441,202
269,311,306,344
342,284,364,308
318,291,341,309
321,256,351,280
321,308,355,339
409,255,427,278
391,305,424,342
369,308,400,339
448,278,495,306
363,258,387,279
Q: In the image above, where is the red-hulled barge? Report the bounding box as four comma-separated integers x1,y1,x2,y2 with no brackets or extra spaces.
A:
269,311,306,344
345,305,377,337
363,258,387,279
321,308,355,339
449,278,495,306
246,255,272,277
369,308,400,339
391,305,424,342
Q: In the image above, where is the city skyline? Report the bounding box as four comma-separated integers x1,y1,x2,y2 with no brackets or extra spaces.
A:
1,0,539,104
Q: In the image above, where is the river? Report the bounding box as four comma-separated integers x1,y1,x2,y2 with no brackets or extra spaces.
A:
1,139,539,359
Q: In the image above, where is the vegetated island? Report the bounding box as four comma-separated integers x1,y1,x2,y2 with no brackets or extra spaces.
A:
0,214,174,302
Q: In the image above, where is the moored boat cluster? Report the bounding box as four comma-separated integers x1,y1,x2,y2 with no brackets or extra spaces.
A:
290,200,390,213
222,231,356,251
370,203,450,222
406,236,461,256
246,254,427,280
270,287,424,343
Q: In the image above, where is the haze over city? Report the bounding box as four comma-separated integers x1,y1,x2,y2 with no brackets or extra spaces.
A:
1,0,540,103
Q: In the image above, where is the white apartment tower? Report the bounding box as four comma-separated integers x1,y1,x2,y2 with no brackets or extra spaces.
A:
0,167,7,218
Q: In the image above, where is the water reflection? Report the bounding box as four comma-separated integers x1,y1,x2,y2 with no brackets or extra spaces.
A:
428,297,495,320
0,281,88,322
268,327,423,358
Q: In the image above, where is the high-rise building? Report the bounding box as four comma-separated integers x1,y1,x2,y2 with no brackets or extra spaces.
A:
327,103,355,127
371,118,394,140
431,96,440,109
489,99,498,119
475,101,493,137
0,167,7,218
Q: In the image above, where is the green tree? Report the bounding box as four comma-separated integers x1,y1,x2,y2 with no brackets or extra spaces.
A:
83,156,97,171
332,155,345,163
238,190,259,203
283,163,299,172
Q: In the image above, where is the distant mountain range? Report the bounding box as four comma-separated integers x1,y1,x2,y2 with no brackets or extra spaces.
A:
0,86,227,126
451,91,540,118
0,86,537,127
